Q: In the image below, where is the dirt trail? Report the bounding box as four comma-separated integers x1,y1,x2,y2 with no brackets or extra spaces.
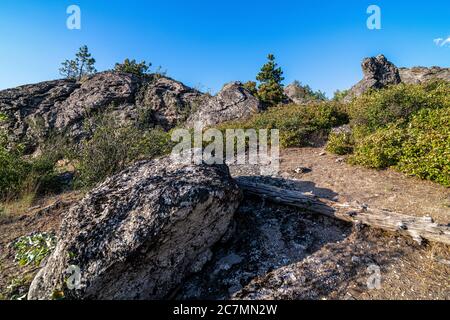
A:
233,147,450,224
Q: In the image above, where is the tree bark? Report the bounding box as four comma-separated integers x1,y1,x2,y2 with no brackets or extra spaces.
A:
236,177,450,245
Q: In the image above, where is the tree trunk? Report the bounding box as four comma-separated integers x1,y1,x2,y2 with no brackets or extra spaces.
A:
236,177,450,245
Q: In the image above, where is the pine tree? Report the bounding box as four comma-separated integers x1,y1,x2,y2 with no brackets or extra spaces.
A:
114,59,151,76
60,45,97,80
256,54,285,106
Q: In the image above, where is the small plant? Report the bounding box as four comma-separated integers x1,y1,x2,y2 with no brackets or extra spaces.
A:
13,232,57,267
348,125,405,169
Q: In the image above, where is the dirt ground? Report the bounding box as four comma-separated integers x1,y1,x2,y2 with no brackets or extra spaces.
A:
0,147,449,300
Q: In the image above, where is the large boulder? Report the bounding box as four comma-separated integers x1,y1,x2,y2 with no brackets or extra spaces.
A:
188,82,263,127
52,72,141,138
346,55,401,101
136,76,205,130
28,156,242,300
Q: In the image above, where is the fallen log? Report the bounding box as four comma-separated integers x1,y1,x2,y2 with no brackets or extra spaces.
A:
236,177,450,245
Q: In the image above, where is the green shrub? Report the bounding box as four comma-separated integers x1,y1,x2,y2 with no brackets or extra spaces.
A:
326,131,353,155
218,102,348,148
348,125,405,169
396,107,450,186
74,114,172,187
0,146,31,199
330,80,449,186
348,80,449,132
347,105,449,186
0,143,62,200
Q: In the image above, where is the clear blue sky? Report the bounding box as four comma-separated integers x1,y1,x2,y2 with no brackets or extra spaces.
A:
0,0,448,97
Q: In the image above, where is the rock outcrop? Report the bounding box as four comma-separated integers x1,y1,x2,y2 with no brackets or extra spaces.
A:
346,55,449,102
284,82,325,105
284,83,308,105
346,55,401,101
399,66,450,84
188,82,263,127
0,72,203,152
28,156,242,300
136,76,205,130
0,74,263,152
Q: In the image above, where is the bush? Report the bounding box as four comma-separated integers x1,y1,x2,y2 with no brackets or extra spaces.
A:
218,102,348,148
74,114,172,187
348,125,405,169
348,80,449,132
326,131,353,155
396,107,450,186
0,146,30,199
347,104,449,186
326,80,450,186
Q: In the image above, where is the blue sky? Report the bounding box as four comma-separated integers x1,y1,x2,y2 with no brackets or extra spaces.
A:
0,0,448,97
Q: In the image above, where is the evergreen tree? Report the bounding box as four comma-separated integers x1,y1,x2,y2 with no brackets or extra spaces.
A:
60,45,97,80
256,54,285,106
114,59,151,76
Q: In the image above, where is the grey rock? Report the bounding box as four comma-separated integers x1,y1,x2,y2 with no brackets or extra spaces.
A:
284,82,324,105
136,76,205,130
188,82,263,127
28,156,242,300
0,79,80,150
399,66,450,84
346,55,401,101
52,72,141,137
345,55,449,102
284,83,307,104
331,124,352,135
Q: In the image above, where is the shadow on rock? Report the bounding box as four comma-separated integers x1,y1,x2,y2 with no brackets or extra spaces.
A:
177,175,411,300
177,174,351,299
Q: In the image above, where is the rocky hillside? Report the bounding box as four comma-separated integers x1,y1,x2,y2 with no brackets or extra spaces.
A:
0,55,448,301
0,73,262,153
1,56,447,154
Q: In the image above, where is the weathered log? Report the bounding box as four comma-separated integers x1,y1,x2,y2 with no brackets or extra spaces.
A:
236,177,450,245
